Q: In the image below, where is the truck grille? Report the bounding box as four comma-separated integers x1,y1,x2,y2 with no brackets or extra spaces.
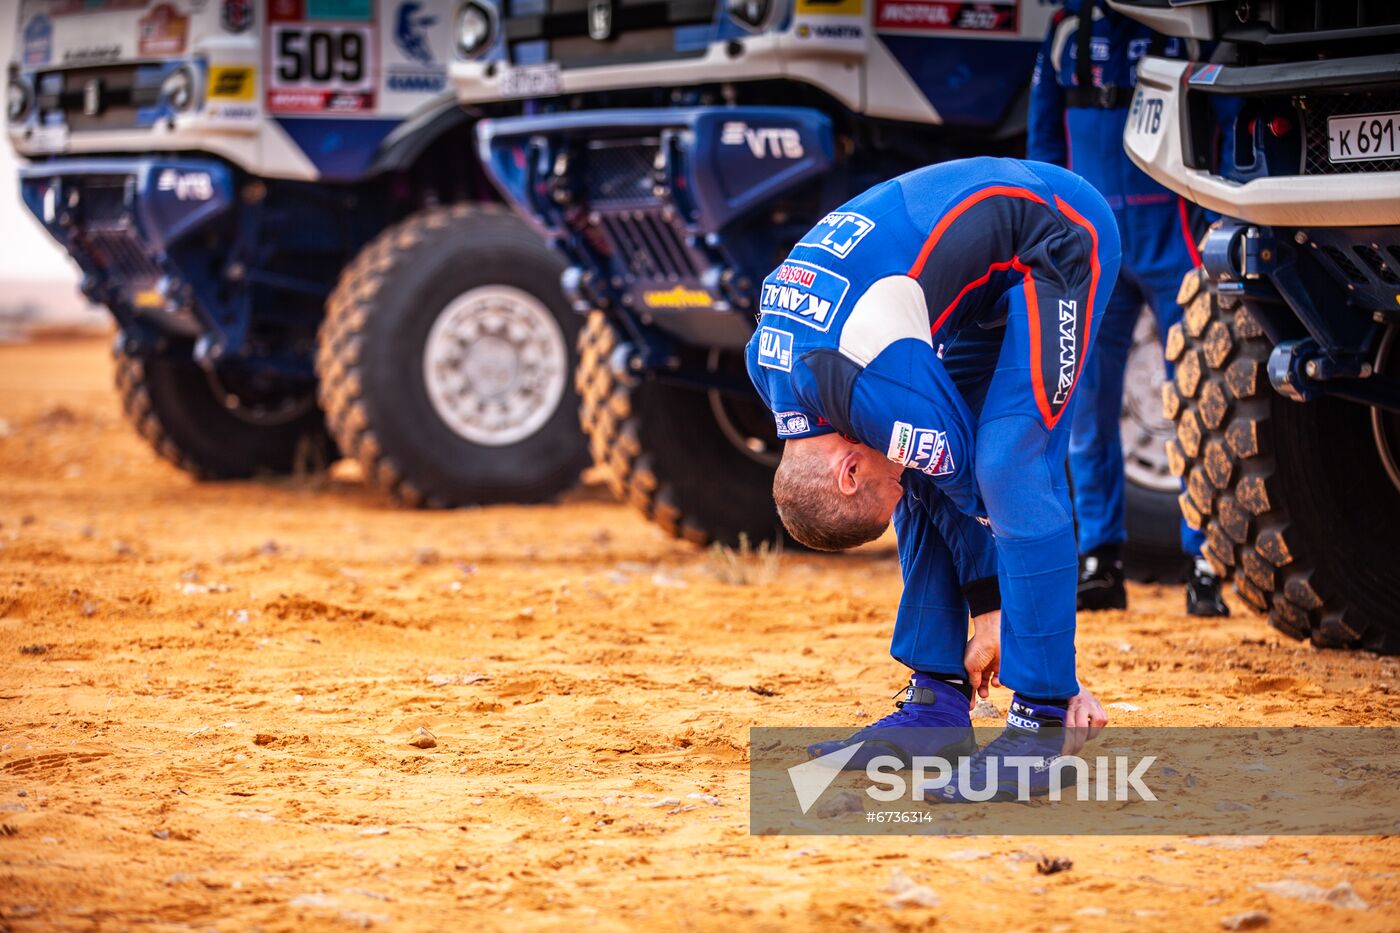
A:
598,210,703,279
35,64,162,133
67,176,163,284
1300,92,1400,175
573,139,705,280
1222,0,1400,42
78,228,163,283
583,140,660,207
502,0,716,68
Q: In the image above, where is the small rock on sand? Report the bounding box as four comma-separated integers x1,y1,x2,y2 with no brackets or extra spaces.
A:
1221,911,1271,930
971,699,1000,719
811,790,864,818
1036,855,1073,875
886,868,939,908
409,727,437,749
1253,880,1369,910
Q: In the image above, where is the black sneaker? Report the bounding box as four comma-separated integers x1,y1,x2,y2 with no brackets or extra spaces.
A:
1186,558,1230,617
1077,546,1127,611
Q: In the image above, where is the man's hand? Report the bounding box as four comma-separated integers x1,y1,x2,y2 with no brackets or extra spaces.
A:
1061,688,1109,755
963,610,1000,710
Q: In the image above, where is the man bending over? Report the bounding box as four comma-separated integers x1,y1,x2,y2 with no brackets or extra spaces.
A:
746,157,1113,798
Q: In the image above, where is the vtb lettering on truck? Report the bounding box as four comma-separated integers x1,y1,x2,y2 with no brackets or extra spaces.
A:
721,121,805,159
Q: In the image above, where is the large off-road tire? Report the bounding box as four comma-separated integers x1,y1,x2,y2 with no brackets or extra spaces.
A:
1163,268,1400,651
114,346,332,479
317,204,588,507
576,312,785,547
1122,307,1189,583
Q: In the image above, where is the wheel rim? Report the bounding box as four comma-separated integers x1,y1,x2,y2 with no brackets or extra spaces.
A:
422,285,569,448
706,347,781,469
1122,308,1179,493
1370,325,1400,495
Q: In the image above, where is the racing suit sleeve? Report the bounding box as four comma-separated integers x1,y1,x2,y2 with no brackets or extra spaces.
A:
1027,14,1069,167
845,337,986,520
900,475,1000,615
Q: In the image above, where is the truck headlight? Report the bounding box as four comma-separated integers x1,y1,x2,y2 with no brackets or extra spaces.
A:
456,3,493,57
160,66,198,113
727,0,769,28
7,77,32,123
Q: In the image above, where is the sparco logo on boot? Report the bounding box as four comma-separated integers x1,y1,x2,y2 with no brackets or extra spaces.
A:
760,261,849,332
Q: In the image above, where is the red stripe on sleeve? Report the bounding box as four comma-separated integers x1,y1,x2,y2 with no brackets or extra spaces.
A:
907,186,1049,279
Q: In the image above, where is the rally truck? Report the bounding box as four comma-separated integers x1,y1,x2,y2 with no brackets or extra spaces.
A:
7,0,587,506
451,0,1185,576
1113,0,1400,649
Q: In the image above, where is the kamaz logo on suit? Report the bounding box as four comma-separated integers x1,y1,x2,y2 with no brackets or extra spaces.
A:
756,326,794,371
886,421,954,477
760,261,849,332
1052,299,1077,406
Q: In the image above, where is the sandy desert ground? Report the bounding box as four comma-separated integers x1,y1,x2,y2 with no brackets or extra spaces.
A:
1,335,1398,931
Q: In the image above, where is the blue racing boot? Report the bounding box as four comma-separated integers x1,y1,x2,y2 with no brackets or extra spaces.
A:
925,695,1069,802
806,674,976,771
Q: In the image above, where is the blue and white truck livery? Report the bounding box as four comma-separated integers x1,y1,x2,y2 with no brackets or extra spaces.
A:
450,0,1185,575
1115,0,1400,650
7,0,588,506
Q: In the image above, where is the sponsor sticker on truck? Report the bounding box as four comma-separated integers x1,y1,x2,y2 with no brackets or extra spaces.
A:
138,3,190,56
267,0,376,114
875,0,1017,34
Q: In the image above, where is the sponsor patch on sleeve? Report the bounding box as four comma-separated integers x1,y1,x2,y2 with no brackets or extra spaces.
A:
798,211,876,259
886,420,954,477
755,326,794,371
759,261,850,332
774,411,811,437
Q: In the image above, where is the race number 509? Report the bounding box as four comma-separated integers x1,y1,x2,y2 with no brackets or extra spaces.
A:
274,27,367,85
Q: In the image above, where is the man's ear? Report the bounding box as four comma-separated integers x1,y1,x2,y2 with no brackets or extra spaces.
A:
834,448,863,497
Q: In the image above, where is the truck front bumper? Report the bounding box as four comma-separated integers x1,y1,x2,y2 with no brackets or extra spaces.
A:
1124,55,1400,228
20,157,237,347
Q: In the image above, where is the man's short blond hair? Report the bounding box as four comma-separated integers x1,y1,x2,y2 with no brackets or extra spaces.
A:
773,443,891,551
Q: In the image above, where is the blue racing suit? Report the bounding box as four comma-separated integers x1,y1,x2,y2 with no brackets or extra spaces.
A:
1028,0,1206,558
746,158,1121,699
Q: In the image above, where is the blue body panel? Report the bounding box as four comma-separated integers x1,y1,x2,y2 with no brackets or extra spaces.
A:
479,107,835,347
274,117,405,182
479,107,834,236
881,36,1040,129
22,156,238,254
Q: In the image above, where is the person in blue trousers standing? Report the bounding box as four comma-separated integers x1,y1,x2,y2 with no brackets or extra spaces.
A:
1028,0,1229,616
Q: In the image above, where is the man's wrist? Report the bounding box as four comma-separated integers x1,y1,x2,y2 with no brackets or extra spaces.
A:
962,575,1000,618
